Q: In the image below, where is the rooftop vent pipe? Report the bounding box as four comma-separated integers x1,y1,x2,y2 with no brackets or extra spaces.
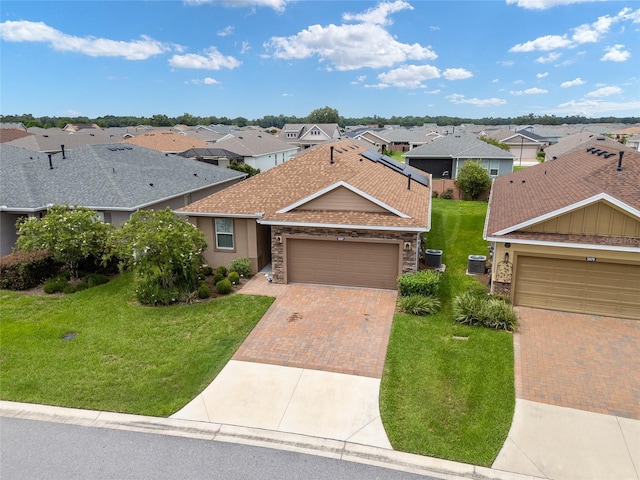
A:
617,151,624,171
48,154,53,169
407,173,412,190
330,146,334,164
61,144,66,159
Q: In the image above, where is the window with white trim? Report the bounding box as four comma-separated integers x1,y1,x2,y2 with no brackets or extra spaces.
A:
215,218,234,249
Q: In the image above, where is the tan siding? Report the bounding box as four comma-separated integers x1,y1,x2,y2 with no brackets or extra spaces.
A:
523,201,640,236
295,186,389,213
198,218,257,270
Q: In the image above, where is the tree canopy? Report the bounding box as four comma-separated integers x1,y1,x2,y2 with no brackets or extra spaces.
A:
307,106,340,124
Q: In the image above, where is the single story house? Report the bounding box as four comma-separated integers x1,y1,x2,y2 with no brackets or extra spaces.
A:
481,128,546,167
0,144,246,256
484,141,640,320
403,133,515,179
178,140,431,290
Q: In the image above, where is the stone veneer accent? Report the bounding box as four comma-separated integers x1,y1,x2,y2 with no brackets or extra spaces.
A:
491,281,512,297
271,226,419,284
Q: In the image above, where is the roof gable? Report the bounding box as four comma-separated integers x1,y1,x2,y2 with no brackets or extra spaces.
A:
277,181,409,217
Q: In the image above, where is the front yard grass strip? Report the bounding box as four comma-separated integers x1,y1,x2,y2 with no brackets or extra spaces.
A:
380,199,515,467
0,273,274,417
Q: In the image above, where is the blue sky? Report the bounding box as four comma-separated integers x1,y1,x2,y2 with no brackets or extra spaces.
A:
1,0,639,120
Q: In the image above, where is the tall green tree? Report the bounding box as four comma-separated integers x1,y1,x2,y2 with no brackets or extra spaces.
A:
106,209,207,305
454,161,492,201
307,106,340,124
16,205,112,277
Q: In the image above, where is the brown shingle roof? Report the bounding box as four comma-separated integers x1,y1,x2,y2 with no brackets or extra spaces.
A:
485,142,640,239
124,130,208,152
0,129,32,143
179,140,430,230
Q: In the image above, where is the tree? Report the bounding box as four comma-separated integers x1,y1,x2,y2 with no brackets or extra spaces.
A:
228,161,260,177
307,106,340,124
106,209,207,305
16,205,112,277
454,161,492,201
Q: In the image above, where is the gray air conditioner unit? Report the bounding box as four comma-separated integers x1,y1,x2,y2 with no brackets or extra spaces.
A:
424,249,443,268
467,255,487,274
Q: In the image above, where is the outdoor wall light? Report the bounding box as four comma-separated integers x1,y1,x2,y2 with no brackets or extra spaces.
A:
275,236,282,243
404,242,412,250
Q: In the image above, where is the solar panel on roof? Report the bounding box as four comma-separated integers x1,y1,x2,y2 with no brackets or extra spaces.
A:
360,150,429,187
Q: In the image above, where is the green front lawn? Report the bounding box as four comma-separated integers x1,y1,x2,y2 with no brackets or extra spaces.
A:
380,199,515,467
0,273,274,416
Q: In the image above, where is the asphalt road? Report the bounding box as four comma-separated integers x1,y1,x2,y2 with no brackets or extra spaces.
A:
0,417,441,480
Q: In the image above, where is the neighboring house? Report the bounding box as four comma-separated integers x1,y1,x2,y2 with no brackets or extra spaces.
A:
177,140,431,290
208,130,299,171
0,144,246,256
482,129,546,167
124,130,209,153
0,128,33,143
62,123,101,132
484,141,640,320
403,133,515,179
278,124,341,149
5,130,126,154
542,132,622,161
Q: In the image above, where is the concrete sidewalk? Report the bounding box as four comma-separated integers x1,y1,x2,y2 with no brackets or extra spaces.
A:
0,400,539,480
493,399,640,480
171,360,392,449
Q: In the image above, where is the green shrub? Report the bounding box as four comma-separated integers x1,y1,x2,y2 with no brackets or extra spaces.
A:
397,294,441,316
201,265,213,276
216,279,233,294
85,273,109,288
213,272,225,284
197,281,211,299
229,257,253,278
397,270,441,297
135,279,180,306
485,298,519,331
228,271,240,285
0,249,62,290
215,265,228,277
453,292,518,331
43,276,69,294
440,188,454,200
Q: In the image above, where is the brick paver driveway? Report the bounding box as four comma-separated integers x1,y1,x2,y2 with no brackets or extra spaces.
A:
235,276,398,378
514,307,640,419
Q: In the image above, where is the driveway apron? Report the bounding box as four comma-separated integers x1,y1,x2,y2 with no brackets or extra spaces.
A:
493,307,640,480
172,276,397,449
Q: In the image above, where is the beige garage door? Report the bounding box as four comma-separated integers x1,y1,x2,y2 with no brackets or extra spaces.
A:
287,239,400,289
514,256,640,320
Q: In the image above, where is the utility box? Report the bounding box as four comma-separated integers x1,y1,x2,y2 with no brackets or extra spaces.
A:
467,255,487,274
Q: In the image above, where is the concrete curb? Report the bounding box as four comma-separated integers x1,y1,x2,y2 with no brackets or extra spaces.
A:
0,400,542,480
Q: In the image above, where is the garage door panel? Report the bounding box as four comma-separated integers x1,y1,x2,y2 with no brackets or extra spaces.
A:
514,256,640,320
287,239,400,289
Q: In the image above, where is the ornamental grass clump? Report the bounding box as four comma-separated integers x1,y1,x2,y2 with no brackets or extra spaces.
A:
453,291,518,331
397,294,441,316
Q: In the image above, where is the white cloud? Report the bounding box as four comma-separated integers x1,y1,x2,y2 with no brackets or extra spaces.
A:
240,41,251,54
506,0,605,10
0,20,171,60
169,47,241,69
510,35,572,52
499,60,514,67
586,86,622,97
189,77,221,85
342,0,412,26
442,68,473,80
377,64,440,88
601,44,631,62
510,87,548,95
217,26,234,37
553,98,640,116
281,93,293,97
561,77,585,87
265,22,436,71
447,94,507,107
535,52,562,63
184,0,289,12
424,89,441,94
536,72,549,78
